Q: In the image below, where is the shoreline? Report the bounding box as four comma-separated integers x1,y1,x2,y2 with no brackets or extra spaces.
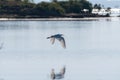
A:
0,17,112,21
0,17,119,21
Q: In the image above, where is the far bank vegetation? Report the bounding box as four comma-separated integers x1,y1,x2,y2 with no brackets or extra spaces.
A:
0,0,93,18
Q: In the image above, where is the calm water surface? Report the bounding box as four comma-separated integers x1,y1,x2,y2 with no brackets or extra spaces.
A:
0,17,120,80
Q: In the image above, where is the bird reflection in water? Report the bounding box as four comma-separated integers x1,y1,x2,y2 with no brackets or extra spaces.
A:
51,66,66,80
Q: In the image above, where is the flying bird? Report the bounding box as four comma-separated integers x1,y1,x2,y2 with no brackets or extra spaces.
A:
47,34,66,48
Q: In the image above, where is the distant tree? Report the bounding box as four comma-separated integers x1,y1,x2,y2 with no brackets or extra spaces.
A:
98,4,101,10
93,4,97,9
58,0,82,13
22,0,34,3
48,2,65,16
106,7,111,12
93,4,102,10
58,0,92,13
51,0,58,2
35,2,64,16
80,0,92,12
0,0,7,1
15,0,22,1
20,2,35,15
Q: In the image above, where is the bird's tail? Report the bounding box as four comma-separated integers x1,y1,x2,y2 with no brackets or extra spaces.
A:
47,37,50,39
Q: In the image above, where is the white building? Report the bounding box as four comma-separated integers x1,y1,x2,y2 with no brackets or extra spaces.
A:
92,9,109,15
110,8,120,16
92,9,99,14
92,8,120,17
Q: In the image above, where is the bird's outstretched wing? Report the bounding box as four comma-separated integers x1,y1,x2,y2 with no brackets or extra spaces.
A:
57,37,66,48
47,34,66,49
50,37,55,44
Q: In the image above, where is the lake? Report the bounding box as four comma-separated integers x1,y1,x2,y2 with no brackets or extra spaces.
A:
0,17,120,80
